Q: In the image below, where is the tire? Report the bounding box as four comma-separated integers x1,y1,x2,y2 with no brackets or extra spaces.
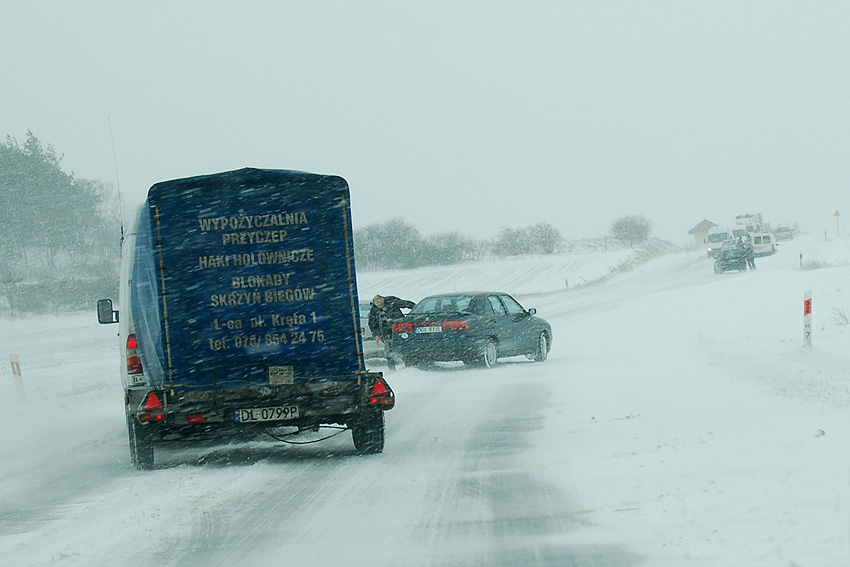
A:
127,414,154,470
351,411,385,454
474,338,498,368
533,332,549,362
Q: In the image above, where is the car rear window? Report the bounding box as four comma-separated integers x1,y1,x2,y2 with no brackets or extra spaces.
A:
413,295,474,314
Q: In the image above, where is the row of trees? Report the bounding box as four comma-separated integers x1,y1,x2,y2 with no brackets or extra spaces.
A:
353,218,488,270
1,132,120,314
355,216,652,271
355,219,570,270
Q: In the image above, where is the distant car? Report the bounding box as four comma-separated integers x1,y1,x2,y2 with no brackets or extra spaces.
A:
714,243,748,273
774,227,794,241
390,292,551,368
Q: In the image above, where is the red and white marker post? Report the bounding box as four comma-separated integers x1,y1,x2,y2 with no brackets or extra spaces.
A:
803,290,812,347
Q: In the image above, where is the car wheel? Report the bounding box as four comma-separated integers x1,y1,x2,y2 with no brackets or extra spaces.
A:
478,339,498,368
351,411,385,454
532,332,549,362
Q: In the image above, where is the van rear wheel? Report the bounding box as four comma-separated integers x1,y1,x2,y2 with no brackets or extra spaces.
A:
127,414,154,470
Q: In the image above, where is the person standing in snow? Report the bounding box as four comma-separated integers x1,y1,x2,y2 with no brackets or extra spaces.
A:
368,294,415,369
745,240,756,270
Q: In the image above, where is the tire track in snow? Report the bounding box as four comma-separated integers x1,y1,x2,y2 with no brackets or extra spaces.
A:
397,364,642,566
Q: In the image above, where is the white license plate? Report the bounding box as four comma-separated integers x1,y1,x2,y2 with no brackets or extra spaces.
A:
415,325,443,334
235,406,299,423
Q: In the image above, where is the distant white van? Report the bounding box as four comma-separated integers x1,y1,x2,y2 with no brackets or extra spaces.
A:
705,227,733,257
749,232,777,257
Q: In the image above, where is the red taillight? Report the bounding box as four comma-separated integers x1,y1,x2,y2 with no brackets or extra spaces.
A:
126,334,143,375
127,356,143,375
139,413,165,422
393,322,414,333
368,377,395,409
442,320,469,331
187,413,206,423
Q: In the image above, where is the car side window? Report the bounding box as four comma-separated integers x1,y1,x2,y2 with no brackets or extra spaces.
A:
500,295,525,315
488,295,507,316
467,296,491,316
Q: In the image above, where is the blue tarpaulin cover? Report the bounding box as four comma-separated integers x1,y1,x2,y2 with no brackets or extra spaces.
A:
131,168,364,390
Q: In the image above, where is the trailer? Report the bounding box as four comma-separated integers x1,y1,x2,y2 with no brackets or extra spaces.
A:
98,168,393,469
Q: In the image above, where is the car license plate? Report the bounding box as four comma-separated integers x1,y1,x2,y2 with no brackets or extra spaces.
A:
235,406,299,423
415,325,442,334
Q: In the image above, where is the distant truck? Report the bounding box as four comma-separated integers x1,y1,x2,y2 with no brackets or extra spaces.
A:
97,168,394,469
734,213,764,233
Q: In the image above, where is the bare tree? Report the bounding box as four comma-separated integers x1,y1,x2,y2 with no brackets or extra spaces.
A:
493,227,533,257
530,222,564,254
610,215,652,248
353,218,423,269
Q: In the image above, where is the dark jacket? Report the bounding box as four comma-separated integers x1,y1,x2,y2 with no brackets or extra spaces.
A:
368,296,415,339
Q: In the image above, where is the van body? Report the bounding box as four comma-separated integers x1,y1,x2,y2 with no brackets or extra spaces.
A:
98,168,394,468
749,232,777,257
705,227,733,257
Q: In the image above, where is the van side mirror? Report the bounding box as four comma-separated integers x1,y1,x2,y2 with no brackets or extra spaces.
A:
97,299,119,324
528,308,537,315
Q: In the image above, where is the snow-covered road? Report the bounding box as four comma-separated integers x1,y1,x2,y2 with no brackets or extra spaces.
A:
2,235,849,566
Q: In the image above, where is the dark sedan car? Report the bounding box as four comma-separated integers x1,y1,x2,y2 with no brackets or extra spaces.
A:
390,292,551,368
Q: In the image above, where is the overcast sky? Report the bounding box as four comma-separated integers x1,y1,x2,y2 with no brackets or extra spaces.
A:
2,2,848,243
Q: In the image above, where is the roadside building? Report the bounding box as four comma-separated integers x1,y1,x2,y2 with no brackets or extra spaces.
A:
688,219,718,247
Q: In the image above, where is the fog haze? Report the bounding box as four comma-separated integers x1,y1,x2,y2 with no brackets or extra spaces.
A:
2,2,848,242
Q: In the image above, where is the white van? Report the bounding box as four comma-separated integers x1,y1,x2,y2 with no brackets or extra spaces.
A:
705,227,733,258
749,232,777,257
